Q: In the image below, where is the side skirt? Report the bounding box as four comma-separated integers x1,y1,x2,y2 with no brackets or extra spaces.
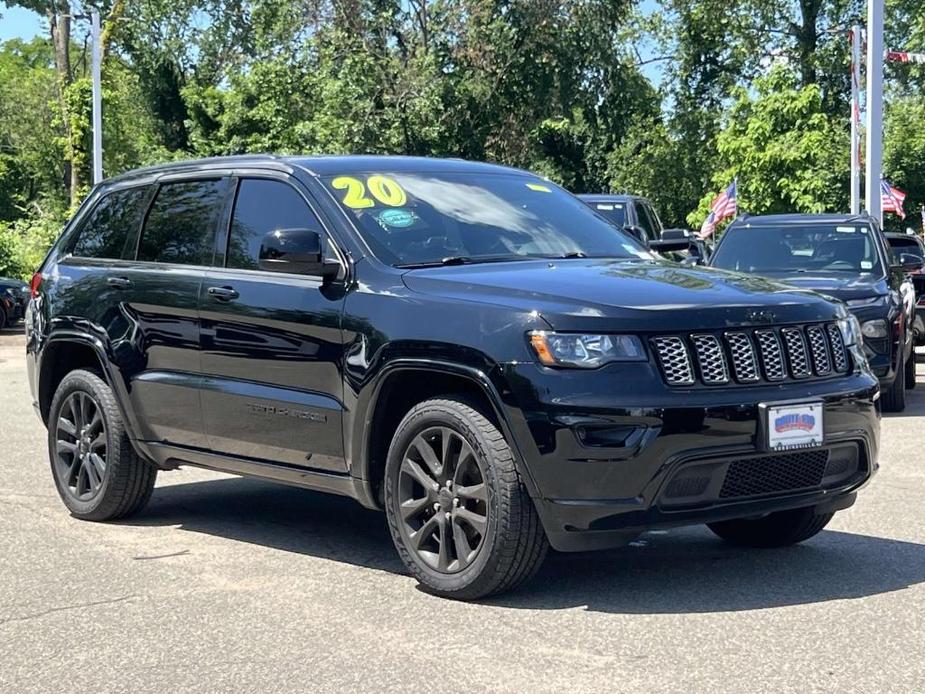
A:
145,442,370,502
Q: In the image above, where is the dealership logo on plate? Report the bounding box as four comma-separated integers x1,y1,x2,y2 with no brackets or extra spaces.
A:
774,413,816,433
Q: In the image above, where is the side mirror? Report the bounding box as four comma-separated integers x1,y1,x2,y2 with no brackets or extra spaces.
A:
258,228,340,280
650,239,692,253
660,228,690,241
897,252,924,273
622,224,648,245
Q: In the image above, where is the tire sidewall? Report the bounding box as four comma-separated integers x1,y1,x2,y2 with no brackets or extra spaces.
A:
384,403,503,594
47,371,117,516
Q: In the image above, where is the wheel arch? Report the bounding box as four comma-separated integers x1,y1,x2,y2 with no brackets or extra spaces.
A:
356,360,538,509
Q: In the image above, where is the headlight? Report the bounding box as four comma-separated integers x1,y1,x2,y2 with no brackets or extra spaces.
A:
528,331,646,368
861,319,888,339
846,296,886,308
837,314,862,347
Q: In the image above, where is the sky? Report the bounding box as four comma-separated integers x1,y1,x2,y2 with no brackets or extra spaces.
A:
0,4,43,43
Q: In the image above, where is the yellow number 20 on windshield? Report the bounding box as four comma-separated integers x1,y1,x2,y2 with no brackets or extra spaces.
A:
332,175,407,209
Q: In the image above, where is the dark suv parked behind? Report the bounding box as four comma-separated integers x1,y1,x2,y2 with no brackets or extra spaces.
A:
28,156,879,599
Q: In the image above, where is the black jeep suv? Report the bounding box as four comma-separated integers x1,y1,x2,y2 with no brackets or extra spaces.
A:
710,214,921,412
27,156,879,599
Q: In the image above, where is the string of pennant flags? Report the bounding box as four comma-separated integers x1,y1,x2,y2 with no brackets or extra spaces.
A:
886,50,925,64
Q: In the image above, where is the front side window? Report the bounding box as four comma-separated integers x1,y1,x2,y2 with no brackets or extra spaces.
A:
137,179,225,265
72,186,150,259
711,224,885,276
888,237,924,261
322,172,652,267
638,204,661,241
227,179,322,270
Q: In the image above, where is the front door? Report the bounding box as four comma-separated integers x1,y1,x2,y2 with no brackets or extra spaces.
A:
199,175,348,472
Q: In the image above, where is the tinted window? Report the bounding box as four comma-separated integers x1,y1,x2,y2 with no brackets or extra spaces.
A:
322,173,653,267
888,236,924,260
137,180,225,265
589,201,627,228
72,186,150,259
642,204,662,241
712,224,884,276
636,203,658,240
227,179,321,270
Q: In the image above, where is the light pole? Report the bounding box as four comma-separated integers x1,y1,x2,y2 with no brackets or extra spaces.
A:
90,9,102,184
865,0,884,223
850,25,861,214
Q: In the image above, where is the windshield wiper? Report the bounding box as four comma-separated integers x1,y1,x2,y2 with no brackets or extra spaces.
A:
395,255,531,269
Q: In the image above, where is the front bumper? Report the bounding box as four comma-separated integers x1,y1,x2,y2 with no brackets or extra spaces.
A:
498,363,880,551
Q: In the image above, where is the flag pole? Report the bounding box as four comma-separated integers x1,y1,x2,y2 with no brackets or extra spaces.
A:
850,26,862,214
865,0,885,224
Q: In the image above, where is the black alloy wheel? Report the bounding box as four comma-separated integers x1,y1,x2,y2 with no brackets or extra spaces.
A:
397,426,489,573
54,391,108,501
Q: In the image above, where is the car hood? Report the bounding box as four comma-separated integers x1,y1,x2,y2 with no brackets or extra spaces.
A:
401,259,844,332
750,271,889,302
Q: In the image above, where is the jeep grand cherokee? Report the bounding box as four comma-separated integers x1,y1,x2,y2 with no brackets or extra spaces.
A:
26,155,879,599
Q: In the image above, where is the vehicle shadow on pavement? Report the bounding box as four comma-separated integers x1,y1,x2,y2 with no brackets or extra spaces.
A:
128,476,925,613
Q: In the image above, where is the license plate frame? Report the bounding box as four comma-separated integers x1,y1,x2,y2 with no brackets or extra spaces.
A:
759,400,825,452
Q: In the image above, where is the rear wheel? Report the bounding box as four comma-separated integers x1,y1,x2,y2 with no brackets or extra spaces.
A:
708,507,833,548
384,397,548,600
48,369,157,520
0,305,7,330
882,354,906,412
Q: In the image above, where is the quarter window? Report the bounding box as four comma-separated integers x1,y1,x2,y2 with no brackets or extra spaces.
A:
72,186,150,259
227,179,322,270
137,180,225,265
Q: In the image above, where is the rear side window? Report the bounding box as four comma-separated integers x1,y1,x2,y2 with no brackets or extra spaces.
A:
72,186,150,259
138,179,225,265
227,179,322,270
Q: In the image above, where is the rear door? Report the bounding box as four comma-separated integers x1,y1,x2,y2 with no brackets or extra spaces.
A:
123,175,231,449
199,174,348,472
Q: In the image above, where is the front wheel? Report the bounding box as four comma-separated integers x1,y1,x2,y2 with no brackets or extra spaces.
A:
384,398,548,600
881,355,906,412
905,346,916,389
708,507,833,548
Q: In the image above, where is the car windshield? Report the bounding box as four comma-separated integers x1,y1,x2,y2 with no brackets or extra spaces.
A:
587,201,627,228
322,172,653,267
711,223,884,276
889,237,924,260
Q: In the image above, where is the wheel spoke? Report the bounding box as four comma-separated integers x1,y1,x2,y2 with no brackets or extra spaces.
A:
72,393,85,429
75,464,89,496
440,428,456,472
89,452,106,478
87,407,103,436
66,455,82,485
400,495,432,521
451,518,473,568
411,514,440,550
455,507,487,535
56,440,78,455
455,482,487,503
435,515,451,571
89,432,107,451
401,458,439,493
410,436,441,477
83,457,102,491
57,417,77,438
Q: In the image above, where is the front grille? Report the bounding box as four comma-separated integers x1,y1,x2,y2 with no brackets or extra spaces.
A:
651,322,849,387
719,449,830,498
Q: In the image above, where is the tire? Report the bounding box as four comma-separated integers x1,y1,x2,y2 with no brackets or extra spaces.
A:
708,507,834,548
384,397,548,600
0,305,7,330
881,354,906,412
47,369,157,520
905,346,916,390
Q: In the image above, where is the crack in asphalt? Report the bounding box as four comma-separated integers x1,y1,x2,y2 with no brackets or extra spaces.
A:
0,595,138,627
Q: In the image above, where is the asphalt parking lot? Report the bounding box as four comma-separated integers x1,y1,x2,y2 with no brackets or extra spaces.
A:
1,328,924,693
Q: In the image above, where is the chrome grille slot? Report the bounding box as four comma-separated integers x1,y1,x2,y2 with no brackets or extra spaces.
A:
691,334,729,384
755,330,785,381
651,336,695,385
806,325,831,375
826,324,849,372
725,332,760,382
781,327,811,378
653,322,848,387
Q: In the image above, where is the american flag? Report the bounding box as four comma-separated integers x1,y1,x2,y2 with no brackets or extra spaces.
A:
699,180,738,239
881,179,907,219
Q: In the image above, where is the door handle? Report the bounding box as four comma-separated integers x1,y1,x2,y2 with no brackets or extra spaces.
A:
207,286,239,302
106,276,132,289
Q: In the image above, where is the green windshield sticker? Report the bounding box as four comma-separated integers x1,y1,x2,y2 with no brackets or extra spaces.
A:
526,183,552,192
377,208,418,229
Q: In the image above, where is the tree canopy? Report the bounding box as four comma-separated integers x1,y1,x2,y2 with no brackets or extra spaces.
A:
0,0,923,278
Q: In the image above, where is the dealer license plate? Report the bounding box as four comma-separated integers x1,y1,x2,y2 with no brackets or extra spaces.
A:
766,402,824,450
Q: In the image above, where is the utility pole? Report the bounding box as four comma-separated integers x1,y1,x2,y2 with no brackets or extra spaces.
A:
850,25,862,214
90,9,103,184
865,0,884,223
